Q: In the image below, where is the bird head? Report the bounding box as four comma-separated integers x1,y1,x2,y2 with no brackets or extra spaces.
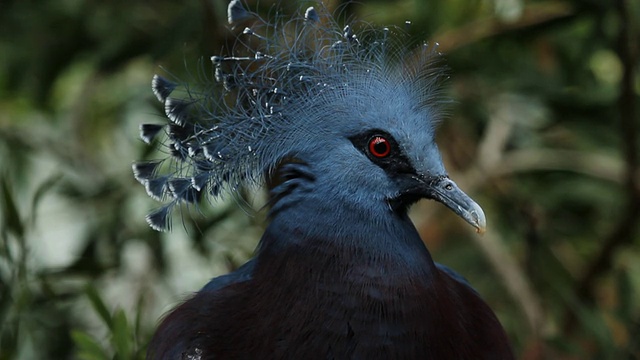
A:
133,2,485,234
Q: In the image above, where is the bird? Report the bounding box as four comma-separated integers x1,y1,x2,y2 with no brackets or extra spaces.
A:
133,2,515,359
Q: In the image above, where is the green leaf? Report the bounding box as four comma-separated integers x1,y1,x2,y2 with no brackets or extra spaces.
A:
112,309,132,359
1,175,24,238
85,285,113,331
133,293,145,347
71,330,110,360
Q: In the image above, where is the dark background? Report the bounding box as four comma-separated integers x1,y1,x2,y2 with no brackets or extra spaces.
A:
1,0,639,359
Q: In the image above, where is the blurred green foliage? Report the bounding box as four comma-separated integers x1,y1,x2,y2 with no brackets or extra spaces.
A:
1,0,639,359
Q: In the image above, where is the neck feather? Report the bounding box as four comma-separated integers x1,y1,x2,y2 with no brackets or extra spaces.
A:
259,189,438,279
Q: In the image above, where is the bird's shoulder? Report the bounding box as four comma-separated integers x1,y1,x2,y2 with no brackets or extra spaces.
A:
433,262,515,359
435,262,476,292
201,258,255,293
146,260,256,360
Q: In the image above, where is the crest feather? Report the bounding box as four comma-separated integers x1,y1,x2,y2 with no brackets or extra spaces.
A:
136,1,446,231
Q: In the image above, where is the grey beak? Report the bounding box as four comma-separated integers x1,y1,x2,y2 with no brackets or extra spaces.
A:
422,176,486,234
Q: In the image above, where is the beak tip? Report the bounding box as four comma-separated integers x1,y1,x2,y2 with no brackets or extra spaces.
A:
470,206,487,235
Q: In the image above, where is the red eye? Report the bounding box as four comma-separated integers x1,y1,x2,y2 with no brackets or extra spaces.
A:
368,136,391,158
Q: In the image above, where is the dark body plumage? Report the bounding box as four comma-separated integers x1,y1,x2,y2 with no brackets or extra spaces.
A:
138,2,514,359
149,217,513,359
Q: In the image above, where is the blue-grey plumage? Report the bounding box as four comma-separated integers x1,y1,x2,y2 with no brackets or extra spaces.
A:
137,1,511,359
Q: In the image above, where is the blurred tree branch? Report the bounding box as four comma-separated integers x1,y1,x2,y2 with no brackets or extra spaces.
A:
434,2,575,52
563,0,640,335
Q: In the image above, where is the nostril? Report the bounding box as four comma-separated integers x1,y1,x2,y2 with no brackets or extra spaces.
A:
445,183,453,191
